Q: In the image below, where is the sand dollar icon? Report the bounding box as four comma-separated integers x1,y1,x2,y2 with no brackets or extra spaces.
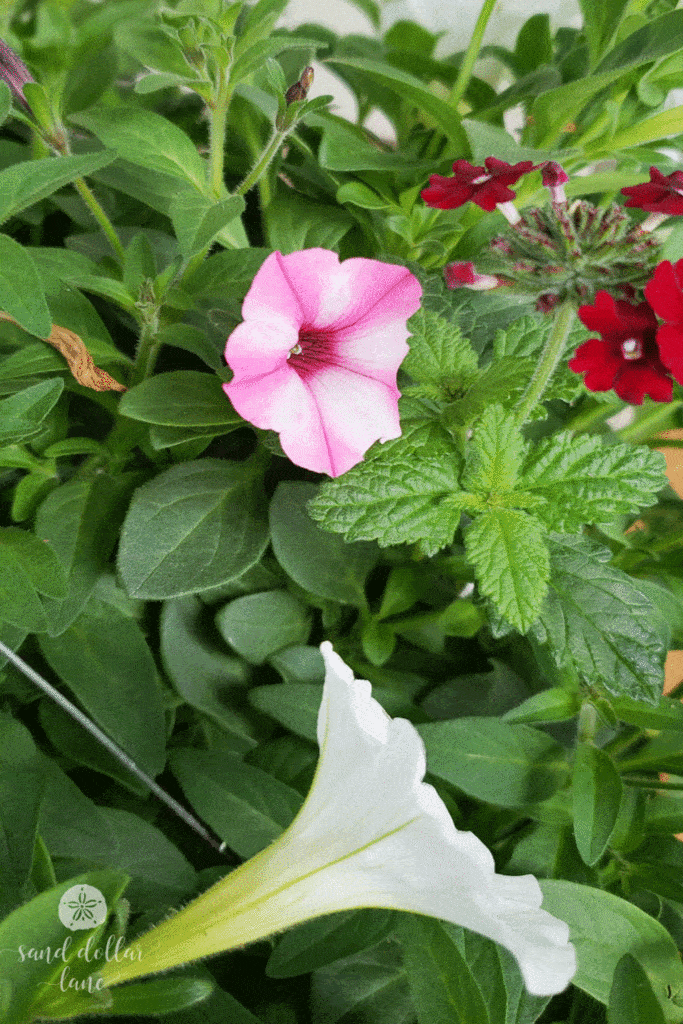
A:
58,885,107,930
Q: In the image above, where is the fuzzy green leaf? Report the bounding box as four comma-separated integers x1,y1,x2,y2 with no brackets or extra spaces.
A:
462,404,526,494
464,509,550,632
520,433,666,531
309,422,465,556
402,308,479,394
531,536,667,703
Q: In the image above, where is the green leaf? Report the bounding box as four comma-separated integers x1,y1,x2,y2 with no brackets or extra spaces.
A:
539,879,683,1016
0,150,116,225
0,237,52,338
402,308,479,393
170,192,246,259
215,591,311,664
310,940,413,1024
464,509,550,633
336,181,391,209
249,682,322,742
169,748,302,858
309,421,464,556
580,0,631,65
0,870,130,1024
0,528,66,599
462,405,526,493
520,434,666,531
314,113,434,172
0,715,46,918
611,694,683,732
594,105,683,153
573,744,623,866
515,13,553,72
503,688,579,724
73,107,207,191
531,536,668,704
270,481,377,605
417,718,566,807
326,57,468,149
35,474,126,636
399,916,490,1024
265,193,353,253
38,603,166,776
608,953,667,1024
119,371,242,429
160,597,256,752
532,10,683,145
267,910,396,979
117,459,269,599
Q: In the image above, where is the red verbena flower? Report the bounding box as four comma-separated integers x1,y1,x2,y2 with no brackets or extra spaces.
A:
443,261,505,291
568,291,672,404
644,259,683,385
621,167,683,216
421,157,534,213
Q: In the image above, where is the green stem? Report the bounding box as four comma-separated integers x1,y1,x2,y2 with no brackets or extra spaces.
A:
129,305,162,388
208,77,234,198
617,399,683,442
236,127,287,196
514,299,575,424
602,726,642,759
577,701,598,745
565,398,622,434
73,176,125,262
448,0,499,109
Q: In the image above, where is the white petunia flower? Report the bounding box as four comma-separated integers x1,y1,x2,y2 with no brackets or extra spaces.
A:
100,644,576,997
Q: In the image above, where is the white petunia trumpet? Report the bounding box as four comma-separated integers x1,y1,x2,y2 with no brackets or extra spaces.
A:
99,643,576,997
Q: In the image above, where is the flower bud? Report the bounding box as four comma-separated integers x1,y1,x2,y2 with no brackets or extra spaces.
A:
0,38,34,112
285,66,314,106
540,161,569,205
444,261,506,291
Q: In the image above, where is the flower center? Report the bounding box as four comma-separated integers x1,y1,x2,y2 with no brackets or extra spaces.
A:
621,337,643,360
286,327,335,376
471,173,492,185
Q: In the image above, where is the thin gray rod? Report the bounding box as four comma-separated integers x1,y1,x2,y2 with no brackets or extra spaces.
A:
0,639,228,855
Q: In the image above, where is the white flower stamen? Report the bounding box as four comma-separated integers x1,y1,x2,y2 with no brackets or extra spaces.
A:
621,337,642,360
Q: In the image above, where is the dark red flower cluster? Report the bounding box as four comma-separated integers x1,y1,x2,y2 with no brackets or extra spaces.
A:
621,167,683,216
569,259,683,404
421,157,534,213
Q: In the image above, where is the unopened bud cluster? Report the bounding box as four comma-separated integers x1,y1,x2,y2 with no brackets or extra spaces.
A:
484,197,661,310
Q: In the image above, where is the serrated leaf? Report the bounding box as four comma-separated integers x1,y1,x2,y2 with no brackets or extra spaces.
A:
465,509,549,632
309,421,464,556
531,535,667,703
520,434,666,531
462,404,526,493
402,308,479,392
443,358,536,428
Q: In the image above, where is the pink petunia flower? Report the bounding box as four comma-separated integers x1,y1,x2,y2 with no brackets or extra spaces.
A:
223,249,422,477
644,259,683,385
568,291,672,404
421,157,534,223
